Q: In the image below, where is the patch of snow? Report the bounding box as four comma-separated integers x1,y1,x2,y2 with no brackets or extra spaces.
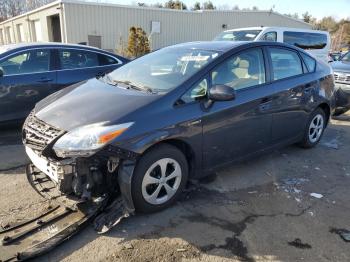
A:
310,193,323,199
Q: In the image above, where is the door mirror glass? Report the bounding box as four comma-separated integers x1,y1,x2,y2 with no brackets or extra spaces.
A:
209,84,236,101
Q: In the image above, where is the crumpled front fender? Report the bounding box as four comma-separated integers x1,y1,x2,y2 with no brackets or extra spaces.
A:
118,159,137,213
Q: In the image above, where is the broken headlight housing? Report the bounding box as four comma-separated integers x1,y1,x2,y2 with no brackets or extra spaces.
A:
53,122,133,158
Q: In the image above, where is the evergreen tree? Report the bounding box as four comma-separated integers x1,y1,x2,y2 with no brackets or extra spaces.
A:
193,2,201,10
127,26,150,58
203,1,215,10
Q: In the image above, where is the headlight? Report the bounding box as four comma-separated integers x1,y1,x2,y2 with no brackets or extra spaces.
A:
53,122,133,158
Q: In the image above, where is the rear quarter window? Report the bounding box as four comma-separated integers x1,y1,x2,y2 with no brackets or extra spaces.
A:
283,31,327,50
98,54,119,66
300,52,316,72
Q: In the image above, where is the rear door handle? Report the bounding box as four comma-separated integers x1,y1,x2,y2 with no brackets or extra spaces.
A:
187,119,201,126
37,78,53,83
259,98,272,111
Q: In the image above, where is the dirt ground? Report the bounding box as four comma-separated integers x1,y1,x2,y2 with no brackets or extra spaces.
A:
1,114,350,262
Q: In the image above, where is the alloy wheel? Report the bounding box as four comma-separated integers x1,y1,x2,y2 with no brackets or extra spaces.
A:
308,114,324,143
141,158,182,205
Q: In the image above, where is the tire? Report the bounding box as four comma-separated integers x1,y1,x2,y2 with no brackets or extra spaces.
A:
131,144,188,213
299,108,326,148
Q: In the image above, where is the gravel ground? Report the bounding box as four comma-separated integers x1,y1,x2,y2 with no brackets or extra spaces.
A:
1,115,350,262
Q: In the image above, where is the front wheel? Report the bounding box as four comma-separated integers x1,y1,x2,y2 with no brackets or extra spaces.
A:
131,144,188,213
299,108,326,148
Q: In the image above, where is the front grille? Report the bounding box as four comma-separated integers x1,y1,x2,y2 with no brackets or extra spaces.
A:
23,112,64,152
334,73,350,84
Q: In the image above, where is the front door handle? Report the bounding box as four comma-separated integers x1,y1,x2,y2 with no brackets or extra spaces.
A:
37,78,53,83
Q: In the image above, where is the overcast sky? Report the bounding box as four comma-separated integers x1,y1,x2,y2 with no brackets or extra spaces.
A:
90,0,350,21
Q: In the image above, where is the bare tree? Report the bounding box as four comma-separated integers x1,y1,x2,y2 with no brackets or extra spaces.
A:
0,0,54,21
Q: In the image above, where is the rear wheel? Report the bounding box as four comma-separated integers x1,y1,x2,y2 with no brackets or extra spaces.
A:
299,108,326,148
132,144,188,213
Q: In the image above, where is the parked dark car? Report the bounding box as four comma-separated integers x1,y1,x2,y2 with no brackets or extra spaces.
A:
0,43,128,122
23,41,335,214
331,51,350,114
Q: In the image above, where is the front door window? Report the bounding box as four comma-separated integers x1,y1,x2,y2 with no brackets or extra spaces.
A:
0,50,50,76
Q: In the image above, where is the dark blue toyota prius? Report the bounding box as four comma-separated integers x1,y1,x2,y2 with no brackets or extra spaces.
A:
23,41,335,214
0,43,128,122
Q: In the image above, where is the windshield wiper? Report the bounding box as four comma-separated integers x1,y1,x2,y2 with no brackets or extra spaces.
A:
111,80,156,94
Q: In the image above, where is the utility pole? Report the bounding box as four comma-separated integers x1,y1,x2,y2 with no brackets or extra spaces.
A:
338,23,345,51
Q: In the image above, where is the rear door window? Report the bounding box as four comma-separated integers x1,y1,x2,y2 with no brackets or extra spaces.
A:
0,49,50,75
59,49,99,69
268,47,303,81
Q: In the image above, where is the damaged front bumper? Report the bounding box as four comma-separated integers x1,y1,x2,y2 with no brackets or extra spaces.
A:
24,144,138,214
334,83,350,114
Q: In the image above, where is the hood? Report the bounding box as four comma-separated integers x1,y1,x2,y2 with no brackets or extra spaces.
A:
35,78,159,131
331,60,350,73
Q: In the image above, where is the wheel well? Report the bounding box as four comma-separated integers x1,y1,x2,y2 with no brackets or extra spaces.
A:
318,103,330,125
143,139,196,177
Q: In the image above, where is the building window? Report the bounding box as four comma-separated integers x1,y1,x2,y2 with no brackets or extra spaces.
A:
0,29,4,45
16,24,25,42
5,26,13,43
33,20,43,42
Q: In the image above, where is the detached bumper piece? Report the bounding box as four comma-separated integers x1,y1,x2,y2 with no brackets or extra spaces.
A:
0,166,108,262
0,202,106,262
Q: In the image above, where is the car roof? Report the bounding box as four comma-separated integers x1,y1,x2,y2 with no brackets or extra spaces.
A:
164,40,305,54
166,41,248,52
222,26,329,34
0,42,118,57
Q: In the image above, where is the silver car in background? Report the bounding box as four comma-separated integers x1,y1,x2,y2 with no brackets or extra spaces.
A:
331,51,350,114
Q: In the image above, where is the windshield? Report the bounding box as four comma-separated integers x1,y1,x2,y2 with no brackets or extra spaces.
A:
341,52,350,62
214,30,262,41
108,48,219,93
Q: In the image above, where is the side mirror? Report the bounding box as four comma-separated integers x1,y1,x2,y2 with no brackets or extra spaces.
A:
209,84,236,101
203,84,236,109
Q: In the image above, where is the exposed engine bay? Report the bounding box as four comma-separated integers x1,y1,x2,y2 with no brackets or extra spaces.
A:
22,112,138,211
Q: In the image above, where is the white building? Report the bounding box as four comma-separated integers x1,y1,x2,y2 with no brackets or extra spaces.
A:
0,0,311,52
